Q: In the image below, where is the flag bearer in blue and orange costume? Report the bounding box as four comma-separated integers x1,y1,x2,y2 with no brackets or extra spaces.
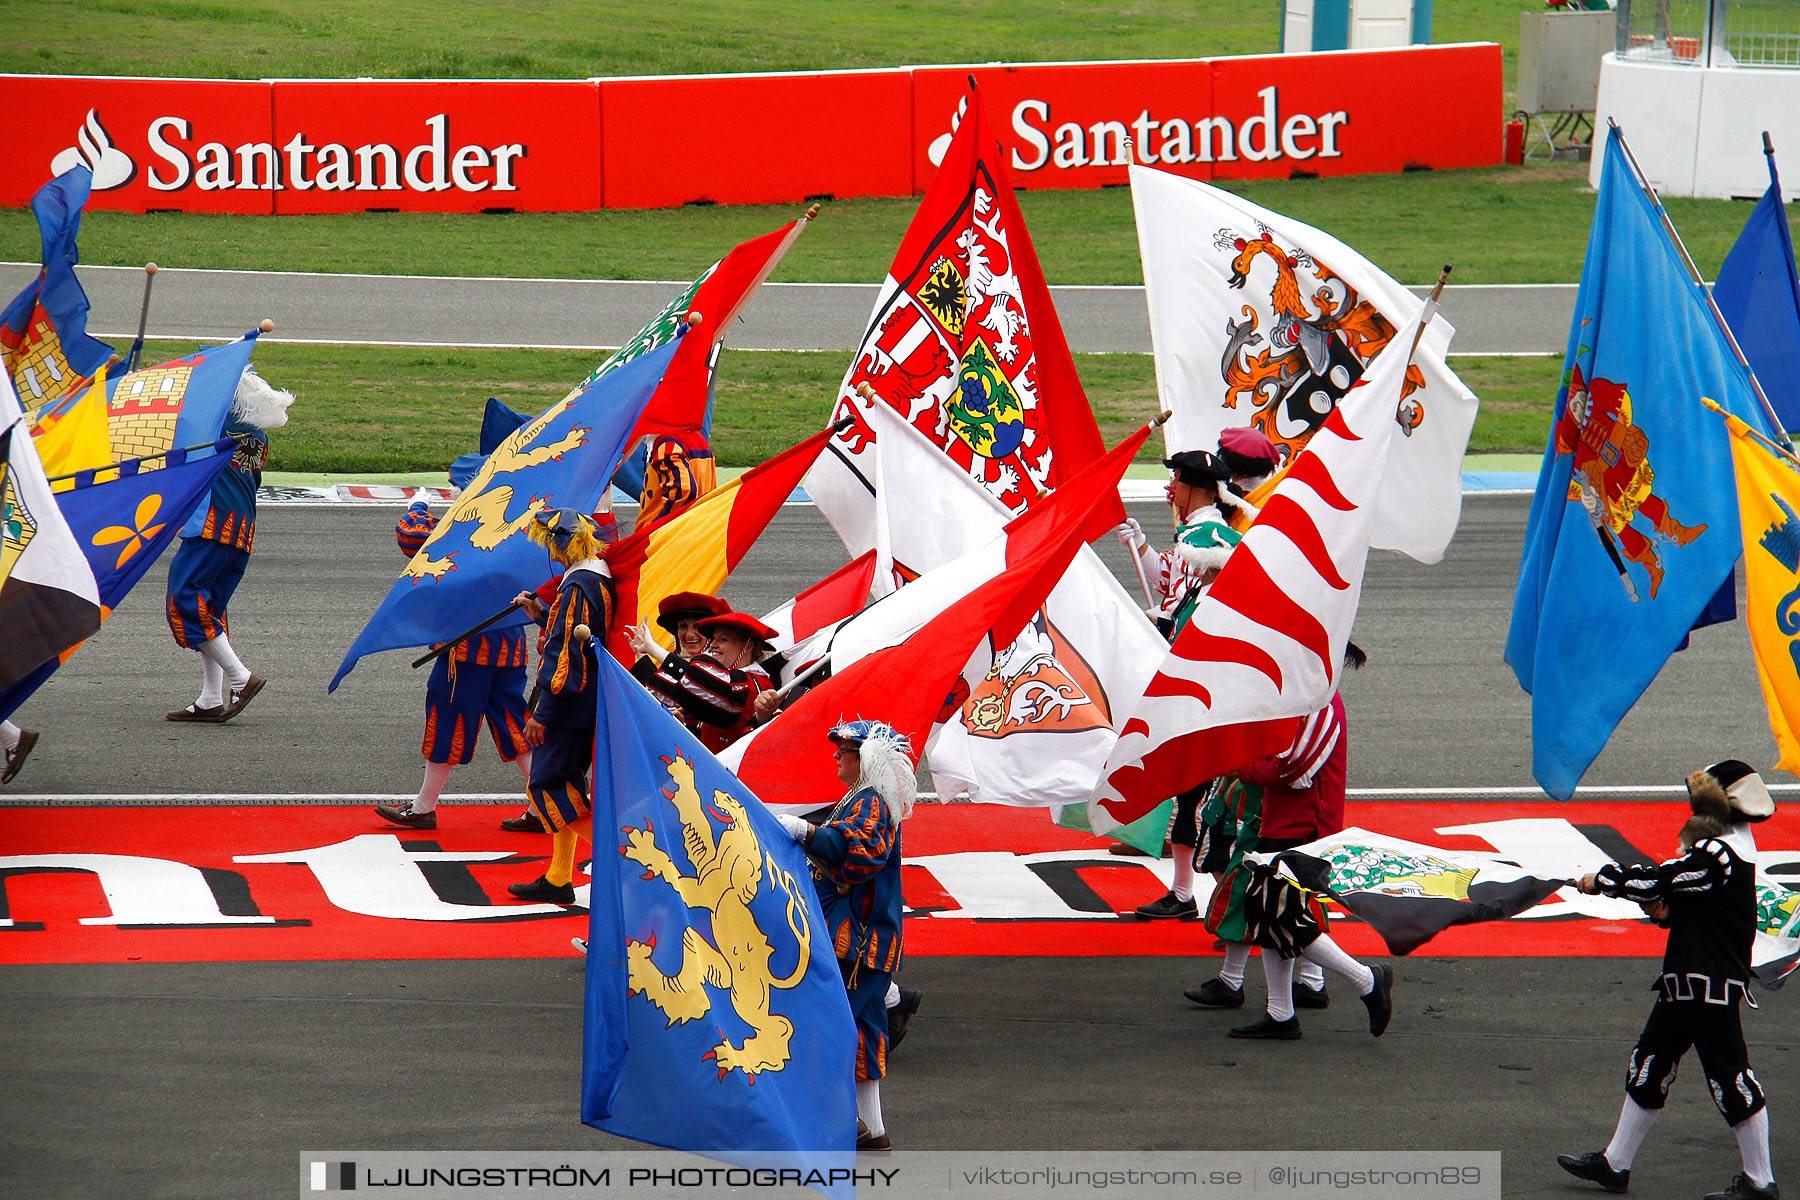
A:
164,369,291,724
507,508,615,906
773,720,913,1151
374,498,534,830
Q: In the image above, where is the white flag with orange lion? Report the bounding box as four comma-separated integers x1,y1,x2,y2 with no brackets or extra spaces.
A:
1130,163,1478,565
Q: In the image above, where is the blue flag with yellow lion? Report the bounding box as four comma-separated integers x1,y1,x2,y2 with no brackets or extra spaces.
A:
1506,126,1779,800
584,650,856,1194
329,339,678,691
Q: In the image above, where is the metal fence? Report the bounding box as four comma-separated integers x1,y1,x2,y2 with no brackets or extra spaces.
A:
1616,0,1800,67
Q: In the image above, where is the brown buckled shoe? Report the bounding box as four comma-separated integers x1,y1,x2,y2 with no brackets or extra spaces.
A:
218,675,267,723
2,728,39,783
374,803,437,830
856,1121,893,1152
166,704,226,723
500,811,546,833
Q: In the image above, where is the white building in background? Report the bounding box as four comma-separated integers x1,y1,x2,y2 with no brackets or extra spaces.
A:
1594,0,1800,199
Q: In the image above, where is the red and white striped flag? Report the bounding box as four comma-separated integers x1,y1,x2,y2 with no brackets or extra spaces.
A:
759,550,878,687
1086,321,1421,836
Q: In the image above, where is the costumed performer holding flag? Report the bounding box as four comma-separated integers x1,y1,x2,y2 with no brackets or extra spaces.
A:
164,367,292,724
1559,760,1779,1200
375,499,534,831
1115,447,1243,897
771,719,913,1152
506,508,615,906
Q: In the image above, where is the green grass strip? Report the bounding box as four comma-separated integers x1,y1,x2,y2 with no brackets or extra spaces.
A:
145,339,1556,474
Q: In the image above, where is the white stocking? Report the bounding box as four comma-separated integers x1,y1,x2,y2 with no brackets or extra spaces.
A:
1733,1107,1773,1188
198,633,251,690
1261,954,1296,1021
1218,943,1250,988
1298,960,1326,991
1604,1096,1659,1171
1171,853,1195,902
413,761,452,814
1299,935,1375,994
512,749,533,782
856,1079,884,1137
884,981,901,1008
0,721,19,751
197,656,225,709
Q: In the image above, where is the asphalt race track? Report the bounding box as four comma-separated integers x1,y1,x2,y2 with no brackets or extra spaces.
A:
0,262,1574,356
3,494,1796,1199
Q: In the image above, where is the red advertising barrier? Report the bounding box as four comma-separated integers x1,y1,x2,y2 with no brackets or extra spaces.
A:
0,75,275,213
271,80,602,213
599,69,912,209
1,47,1501,216
912,44,1501,191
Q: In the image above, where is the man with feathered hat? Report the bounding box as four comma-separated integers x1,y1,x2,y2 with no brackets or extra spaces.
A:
771,719,914,1151
163,368,290,724
504,507,615,906
1559,760,1780,1200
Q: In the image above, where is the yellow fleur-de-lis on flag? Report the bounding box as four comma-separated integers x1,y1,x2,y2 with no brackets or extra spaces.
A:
92,493,165,569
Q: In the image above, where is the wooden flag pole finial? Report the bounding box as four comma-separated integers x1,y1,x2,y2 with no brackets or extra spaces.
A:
856,381,877,401
683,310,704,330
803,202,821,221
257,318,275,333
144,261,158,276
1152,408,1173,427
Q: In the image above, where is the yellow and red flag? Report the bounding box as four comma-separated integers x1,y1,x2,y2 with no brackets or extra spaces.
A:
31,361,113,487
1713,399,1800,773
603,425,836,662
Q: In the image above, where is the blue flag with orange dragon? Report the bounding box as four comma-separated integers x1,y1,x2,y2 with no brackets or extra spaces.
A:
1506,125,1780,800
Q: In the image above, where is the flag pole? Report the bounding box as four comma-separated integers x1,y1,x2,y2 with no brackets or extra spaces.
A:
1608,119,1791,449
1129,408,1176,611
1701,396,1800,471
410,598,527,669
121,262,158,374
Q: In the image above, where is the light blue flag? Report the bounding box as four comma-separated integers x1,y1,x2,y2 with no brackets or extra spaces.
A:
583,650,857,1196
1506,125,1778,800
329,339,678,691
1714,146,1800,432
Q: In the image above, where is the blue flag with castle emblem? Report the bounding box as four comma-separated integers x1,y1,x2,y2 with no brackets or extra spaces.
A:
329,339,679,691
1,167,114,416
583,650,856,1194
0,437,234,723
1506,126,1779,800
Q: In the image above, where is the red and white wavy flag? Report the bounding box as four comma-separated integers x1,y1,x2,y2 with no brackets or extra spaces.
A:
1086,320,1421,836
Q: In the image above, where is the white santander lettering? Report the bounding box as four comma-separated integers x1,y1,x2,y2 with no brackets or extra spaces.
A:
235,834,570,922
1011,99,1051,172
147,117,192,190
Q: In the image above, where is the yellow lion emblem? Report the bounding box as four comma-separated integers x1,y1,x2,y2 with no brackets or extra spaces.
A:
403,393,589,582
620,753,813,1083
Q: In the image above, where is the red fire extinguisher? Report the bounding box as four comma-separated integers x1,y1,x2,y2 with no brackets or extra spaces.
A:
1505,113,1526,166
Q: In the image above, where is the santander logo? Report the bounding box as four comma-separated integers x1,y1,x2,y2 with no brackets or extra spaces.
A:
51,109,137,190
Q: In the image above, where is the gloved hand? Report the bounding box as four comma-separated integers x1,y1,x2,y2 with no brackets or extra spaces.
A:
1115,517,1147,551
775,813,812,843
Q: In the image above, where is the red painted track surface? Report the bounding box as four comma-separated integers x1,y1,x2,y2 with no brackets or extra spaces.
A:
6,801,1794,965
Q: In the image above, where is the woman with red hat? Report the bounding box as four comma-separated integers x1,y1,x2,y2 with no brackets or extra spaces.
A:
630,608,776,754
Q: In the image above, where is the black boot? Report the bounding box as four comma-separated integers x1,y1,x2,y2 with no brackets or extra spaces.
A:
1183,978,1245,1008
1361,964,1394,1037
1704,1175,1779,1200
508,875,575,905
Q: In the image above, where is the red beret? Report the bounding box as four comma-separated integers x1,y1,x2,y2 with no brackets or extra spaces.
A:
656,591,730,635
697,611,779,647
1218,425,1279,465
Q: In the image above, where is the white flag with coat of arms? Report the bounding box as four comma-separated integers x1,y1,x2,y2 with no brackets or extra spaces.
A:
1130,163,1477,565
